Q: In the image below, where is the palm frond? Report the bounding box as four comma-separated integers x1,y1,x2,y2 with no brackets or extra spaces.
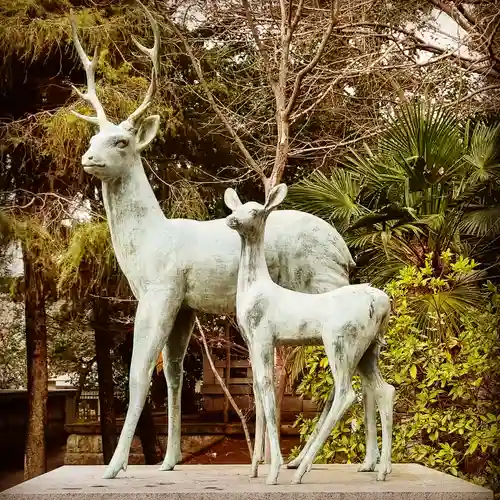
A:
463,122,500,183
285,346,309,386
381,103,464,178
287,169,365,232
410,284,485,341
460,206,500,237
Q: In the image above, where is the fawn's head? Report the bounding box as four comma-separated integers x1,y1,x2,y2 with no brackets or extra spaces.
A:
70,1,160,181
224,184,288,238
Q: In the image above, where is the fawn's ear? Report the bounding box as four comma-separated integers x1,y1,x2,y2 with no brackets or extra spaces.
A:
224,188,242,211
135,115,160,151
264,183,287,212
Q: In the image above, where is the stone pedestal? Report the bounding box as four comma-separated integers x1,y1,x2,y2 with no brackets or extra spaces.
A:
1,464,492,499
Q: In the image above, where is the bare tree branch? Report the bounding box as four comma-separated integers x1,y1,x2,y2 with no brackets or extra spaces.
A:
290,0,305,33
285,0,340,117
164,15,267,184
196,317,253,458
241,0,271,70
445,83,500,105
427,0,474,33
289,127,385,158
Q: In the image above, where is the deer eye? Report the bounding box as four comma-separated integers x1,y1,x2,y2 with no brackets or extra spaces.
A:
115,139,128,149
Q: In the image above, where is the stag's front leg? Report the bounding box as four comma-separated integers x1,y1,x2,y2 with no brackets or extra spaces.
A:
103,286,183,479
160,308,195,471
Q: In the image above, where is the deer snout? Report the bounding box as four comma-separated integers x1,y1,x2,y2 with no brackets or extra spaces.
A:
226,215,240,230
82,150,105,170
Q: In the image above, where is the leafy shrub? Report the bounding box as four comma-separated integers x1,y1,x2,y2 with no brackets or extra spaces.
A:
291,253,500,493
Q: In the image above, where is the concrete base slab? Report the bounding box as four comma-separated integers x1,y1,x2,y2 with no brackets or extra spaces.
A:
0,464,492,499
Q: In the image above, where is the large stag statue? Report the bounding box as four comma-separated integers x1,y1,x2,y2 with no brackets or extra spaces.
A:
69,2,355,479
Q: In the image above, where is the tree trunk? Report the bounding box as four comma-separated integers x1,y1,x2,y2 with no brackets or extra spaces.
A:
75,359,95,410
276,347,291,438
150,369,167,411
92,297,117,465
22,244,48,480
119,334,159,464
268,108,290,190
136,402,160,464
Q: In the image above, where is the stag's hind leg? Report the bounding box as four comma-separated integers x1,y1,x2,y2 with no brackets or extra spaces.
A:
374,365,394,481
103,286,183,479
357,342,394,481
160,308,195,471
357,343,380,473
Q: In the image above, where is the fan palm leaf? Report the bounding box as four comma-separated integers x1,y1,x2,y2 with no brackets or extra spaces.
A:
286,169,365,232
460,205,500,237
462,122,500,184
289,102,499,323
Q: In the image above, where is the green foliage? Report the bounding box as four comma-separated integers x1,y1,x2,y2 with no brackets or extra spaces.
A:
385,251,484,340
0,212,62,284
0,2,130,66
288,103,500,287
57,221,118,297
0,293,26,389
166,179,210,220
291,258,500,493
47,302,96,387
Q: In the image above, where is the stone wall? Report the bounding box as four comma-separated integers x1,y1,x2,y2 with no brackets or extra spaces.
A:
65,433,223,465
64,418,301,465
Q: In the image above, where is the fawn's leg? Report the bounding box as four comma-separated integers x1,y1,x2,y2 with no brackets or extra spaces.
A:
287,389,335,469
103,285,183,479
251,379,264,478
160,308,195,471
253,343,283,485
292,338,356,485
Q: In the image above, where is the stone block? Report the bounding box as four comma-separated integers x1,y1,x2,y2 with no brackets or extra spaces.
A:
1,464,492,499
63,434,222,466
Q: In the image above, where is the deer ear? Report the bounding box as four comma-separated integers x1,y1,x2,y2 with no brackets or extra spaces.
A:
136,115,160,151
264,183,287,212
224,188,242,211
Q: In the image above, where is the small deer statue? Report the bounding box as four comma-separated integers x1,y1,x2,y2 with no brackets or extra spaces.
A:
69,2,356,480
225,183,395,486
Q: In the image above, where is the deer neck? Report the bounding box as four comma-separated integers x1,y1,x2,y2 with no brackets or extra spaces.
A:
101,157,165,267
237,230,270,295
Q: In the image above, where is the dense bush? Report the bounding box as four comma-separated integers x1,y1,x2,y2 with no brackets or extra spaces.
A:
291,253,500,492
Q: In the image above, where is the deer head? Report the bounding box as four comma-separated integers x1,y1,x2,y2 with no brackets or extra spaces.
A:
70,1,160,181
225,184,288,238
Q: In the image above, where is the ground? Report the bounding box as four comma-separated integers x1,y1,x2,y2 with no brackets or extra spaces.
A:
0,437,300,492
183,437,300,465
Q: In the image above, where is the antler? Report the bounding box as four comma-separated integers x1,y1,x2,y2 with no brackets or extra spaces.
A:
124,0,160,129
70,11,108,126
70,1,160,129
